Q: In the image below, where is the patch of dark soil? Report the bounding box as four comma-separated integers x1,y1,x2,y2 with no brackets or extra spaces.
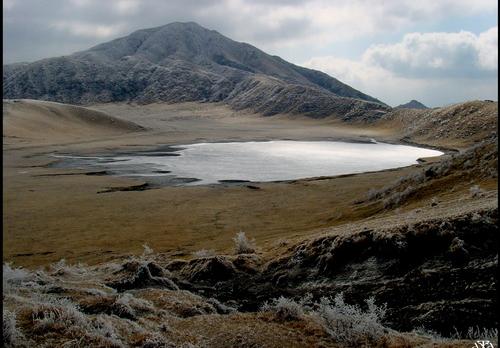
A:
13,251,55,257
97,183,150,193
34,170,108,177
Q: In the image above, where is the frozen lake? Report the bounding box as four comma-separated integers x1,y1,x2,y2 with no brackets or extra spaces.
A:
52,140,443,185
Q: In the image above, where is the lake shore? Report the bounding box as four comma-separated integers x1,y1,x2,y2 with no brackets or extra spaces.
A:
3,101,496,268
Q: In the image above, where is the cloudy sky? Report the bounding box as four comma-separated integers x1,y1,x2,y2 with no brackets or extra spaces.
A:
3,0,498,107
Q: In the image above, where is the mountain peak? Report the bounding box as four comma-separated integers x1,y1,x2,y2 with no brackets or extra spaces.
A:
4,22,388,120
396,100,429,109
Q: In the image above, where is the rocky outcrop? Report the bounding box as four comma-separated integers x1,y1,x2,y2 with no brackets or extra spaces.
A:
106,260,178,291
168,207,498,336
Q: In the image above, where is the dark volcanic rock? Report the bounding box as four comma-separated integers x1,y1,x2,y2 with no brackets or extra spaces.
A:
107,260,178,291
3,22,389,120
179,256,237,283
170,208,497,335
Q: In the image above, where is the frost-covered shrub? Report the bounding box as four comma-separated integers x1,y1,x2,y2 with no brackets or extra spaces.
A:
274,239,290,247
113,293,154,319
233,231,256,254
30,298,90,336
138,332,175,348
383,185,416,208
312,293,387,345
366,188,382,200
206,298,236,314
366,170,426,202
192,249,216,258
431,197,438,207
3,310,25,347
432,158,452,176
261,296,304,321
141,244,154,259
78,315,125,348
453,326,498,343
49,259,90,277
3,263,33,293
469,185,485,198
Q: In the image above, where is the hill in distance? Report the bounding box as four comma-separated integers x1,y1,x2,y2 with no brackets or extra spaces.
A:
3,99,144,143
395,100,429,109
3,22,389,120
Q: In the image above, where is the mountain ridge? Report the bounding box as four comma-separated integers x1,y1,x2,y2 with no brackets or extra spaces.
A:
3,22,389,120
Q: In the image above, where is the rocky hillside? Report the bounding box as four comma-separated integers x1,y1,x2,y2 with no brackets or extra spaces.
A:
3,22,389,120
395,100,428,109
379,100,498,148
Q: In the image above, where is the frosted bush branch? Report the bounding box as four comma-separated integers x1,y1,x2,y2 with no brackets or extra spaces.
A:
312,293,387,344
261,296,304,321
233,231,256,254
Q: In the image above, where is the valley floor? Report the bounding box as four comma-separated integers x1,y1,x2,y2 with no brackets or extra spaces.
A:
3,101,429,267
3,100,498,347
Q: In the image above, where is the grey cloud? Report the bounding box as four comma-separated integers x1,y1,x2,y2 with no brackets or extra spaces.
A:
364,29,498,79
3,0,317,63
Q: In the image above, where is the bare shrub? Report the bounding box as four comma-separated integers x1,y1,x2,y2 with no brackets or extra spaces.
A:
312,293,387,345
113,293,154,319
366,188,383,201
49,259,98,279
273,239,290,247
431,197,438,207
136,332,175,348
206,298,236,314
30,298,89,334
366,170,425,203
233,231,256,254
432,158,452,176
192,249,216,258
383,185,416,208
3,263,33,293
62,315,125,348
90,315,120,340
3,310,25,347
452,326,498,343
141,244,154,258
261,296,304,321
469,185,485,198
414,326,498,345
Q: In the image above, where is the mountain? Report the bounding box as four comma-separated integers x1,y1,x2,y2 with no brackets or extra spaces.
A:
3,22,389,120
395,100,429,109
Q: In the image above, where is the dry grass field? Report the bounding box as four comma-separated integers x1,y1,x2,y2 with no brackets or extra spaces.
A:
3,99,497,347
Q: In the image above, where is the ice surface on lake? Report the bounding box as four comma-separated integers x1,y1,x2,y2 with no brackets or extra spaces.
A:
98,140,443,185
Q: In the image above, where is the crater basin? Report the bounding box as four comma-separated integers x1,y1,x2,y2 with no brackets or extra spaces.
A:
52,140,444,186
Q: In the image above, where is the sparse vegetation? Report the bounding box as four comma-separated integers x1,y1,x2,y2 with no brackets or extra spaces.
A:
261,296,305,321
2,207,497,348
312,293,388,345
3,310,24,348
364,136,497,209
192,249,216,258
233,231,256,254
455,326,498,344
470,184,485,198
